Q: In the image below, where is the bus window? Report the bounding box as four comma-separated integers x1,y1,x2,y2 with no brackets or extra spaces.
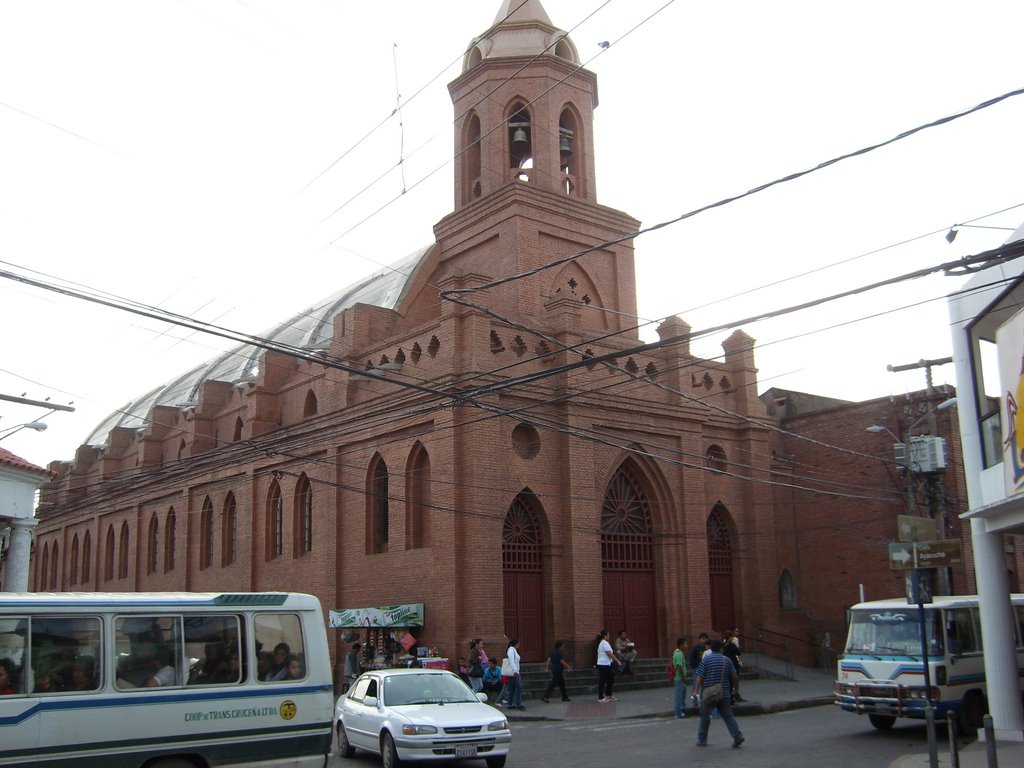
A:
254,613,304,682
946,608,978,654
115,616,182,689
1016,606,1024,647
0,619,27,695
31,617,102,694
185,615,243,685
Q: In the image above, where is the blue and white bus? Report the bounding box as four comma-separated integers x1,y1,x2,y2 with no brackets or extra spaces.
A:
835,594,1024,736
0,592,334,767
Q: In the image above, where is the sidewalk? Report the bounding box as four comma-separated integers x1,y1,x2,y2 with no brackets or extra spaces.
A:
504,661,836,722
505,661,1024,768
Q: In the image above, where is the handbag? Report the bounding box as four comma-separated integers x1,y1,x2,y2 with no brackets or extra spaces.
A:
701,683,724,706
500,657,515,676
469,661,483,677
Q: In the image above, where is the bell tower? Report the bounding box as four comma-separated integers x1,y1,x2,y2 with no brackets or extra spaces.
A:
433,0,640,335
450,0,597,206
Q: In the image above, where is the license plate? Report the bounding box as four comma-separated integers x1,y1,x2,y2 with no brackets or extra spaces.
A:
455,745,478,758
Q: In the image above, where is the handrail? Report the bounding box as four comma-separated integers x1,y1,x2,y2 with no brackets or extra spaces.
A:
751,627,841,671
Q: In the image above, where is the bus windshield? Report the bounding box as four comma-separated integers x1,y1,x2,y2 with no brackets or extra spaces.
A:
845,607,944,657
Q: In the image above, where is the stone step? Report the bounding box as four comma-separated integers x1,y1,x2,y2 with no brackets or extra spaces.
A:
514,657,762,700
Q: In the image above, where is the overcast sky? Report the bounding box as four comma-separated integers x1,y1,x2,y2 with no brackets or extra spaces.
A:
2,0,1024,468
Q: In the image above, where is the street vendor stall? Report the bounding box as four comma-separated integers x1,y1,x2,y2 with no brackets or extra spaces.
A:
329,603,426,670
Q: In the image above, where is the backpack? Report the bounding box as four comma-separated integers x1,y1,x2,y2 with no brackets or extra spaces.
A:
665,657,676,681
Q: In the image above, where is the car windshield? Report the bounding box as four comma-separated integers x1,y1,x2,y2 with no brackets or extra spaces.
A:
383,674,478,706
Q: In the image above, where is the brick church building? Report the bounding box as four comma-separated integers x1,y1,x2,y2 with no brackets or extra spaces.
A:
33,1,801,665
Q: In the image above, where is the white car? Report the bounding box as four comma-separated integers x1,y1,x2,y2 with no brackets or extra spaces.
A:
335,668,511,767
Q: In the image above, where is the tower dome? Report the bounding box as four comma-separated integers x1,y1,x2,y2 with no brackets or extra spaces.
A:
462,0,580,73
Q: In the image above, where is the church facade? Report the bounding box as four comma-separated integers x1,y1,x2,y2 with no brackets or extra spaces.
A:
32,1,783,666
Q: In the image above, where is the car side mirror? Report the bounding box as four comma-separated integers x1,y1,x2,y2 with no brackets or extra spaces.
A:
363,695,378,707
477,692,488,703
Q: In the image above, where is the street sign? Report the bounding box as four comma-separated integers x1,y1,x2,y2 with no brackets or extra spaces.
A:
906,569,933,605
897,514,938,543
889,539,963,570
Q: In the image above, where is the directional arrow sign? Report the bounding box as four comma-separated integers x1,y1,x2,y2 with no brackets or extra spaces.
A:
897,515,938,543
889,539,963,570
889,542,914,569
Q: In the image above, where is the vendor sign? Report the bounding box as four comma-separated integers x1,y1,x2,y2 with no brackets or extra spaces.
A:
329,603,425,628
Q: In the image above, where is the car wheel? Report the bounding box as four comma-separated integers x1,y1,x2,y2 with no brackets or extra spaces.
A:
868,714,896,730
381,731,401,768
336,722,355,758
486,756,507,768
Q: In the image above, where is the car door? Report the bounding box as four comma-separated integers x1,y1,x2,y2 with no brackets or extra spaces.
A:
358,676,385,749
344,677,375,750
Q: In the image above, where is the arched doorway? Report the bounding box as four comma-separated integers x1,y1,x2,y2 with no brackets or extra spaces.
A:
601,462,657,655
707,505,736,631
502,493,546,662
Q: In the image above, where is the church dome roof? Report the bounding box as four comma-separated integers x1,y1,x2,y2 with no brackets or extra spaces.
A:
83,245,431,447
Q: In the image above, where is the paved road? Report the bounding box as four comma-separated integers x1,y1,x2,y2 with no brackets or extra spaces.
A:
328,705,956,768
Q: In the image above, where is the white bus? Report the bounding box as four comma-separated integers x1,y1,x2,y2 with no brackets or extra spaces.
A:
835,594,1024,736
0,592,334,768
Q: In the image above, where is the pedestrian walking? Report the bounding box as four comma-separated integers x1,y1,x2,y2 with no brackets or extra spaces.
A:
692,639,744,748
595,629,622,703
672,636,688,718
540,639,571,702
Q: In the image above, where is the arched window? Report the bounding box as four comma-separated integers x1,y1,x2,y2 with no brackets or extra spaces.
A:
507,102,533,181
81,531,91,584
303,390,318,418
164,509,176,572
69,534,80,586
601,464,654,570
233,416,243,442
463,111,482,203
558,107,580,195
40,542,50,590
267,479,283,560
779,569,797,609
294,474,313,555
200,496,214,570
104,526,115,581
222,492,237,566
706,445,728,473
367,455,389,554
147,515,159,574
118,522,130,579
51,542,59,589
406,443,431,549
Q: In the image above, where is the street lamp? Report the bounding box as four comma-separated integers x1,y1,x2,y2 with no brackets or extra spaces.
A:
0,421,48,442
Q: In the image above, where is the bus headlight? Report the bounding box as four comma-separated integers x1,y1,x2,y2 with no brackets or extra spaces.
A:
834,682,854,695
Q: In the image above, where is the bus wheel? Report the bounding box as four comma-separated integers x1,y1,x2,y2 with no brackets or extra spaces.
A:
337,722,356,758
381,731,402,768
868,714,896,730
958,692,986,739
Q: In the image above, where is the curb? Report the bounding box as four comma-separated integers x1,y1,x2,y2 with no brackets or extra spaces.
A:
504,695,836,723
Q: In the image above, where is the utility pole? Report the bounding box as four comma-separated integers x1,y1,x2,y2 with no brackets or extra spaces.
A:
886,358,954,596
